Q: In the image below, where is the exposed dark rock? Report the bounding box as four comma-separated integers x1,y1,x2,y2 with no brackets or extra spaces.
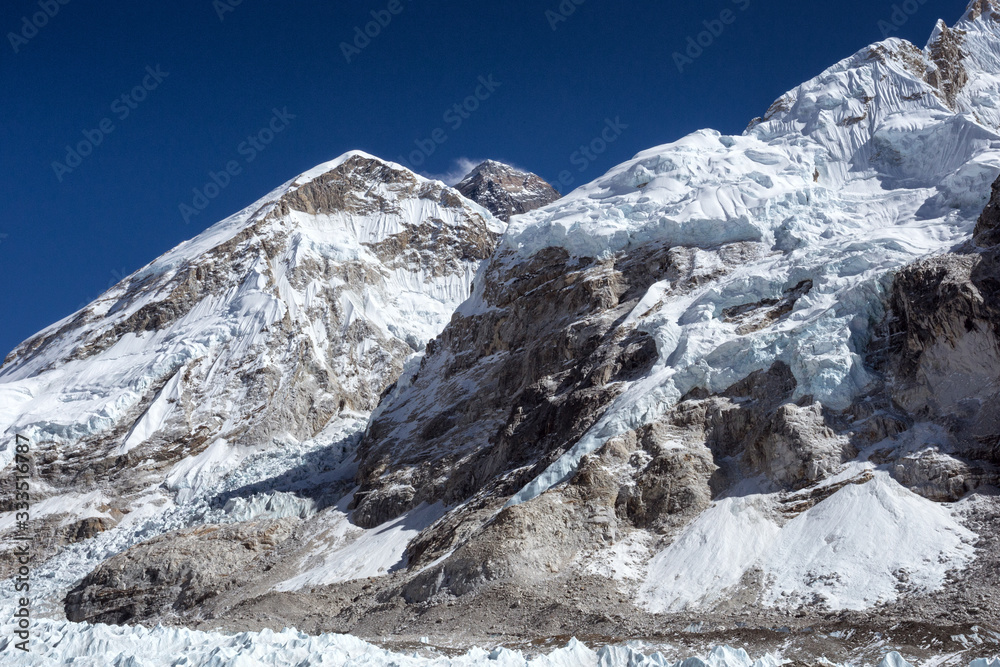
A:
722,280,813,335
886,253,1000,443
351,242,758,530
965,0,1000,23
974,174,1000,247
455,160,561,222
66,520,294,625
925,20,969,109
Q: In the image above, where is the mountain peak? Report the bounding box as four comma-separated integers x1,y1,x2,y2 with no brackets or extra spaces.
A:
963,0,1000,22
455,160,561,222
466,159,516,175
290,150,412,189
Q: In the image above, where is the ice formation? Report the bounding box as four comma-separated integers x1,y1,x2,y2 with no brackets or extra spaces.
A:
0,625,995,667
507,5,1000,508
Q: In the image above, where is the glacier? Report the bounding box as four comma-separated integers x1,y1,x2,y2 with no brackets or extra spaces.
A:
507,6,1000,508
0,623,996,667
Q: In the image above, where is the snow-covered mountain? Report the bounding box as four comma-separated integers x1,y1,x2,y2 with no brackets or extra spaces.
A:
455,159,561,221
3,2,1000,666
0,151,504,596
346,0,1000,623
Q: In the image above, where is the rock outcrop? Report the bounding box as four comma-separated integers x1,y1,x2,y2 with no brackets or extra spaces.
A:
455,160,561,221
65,520,296,625
350,241,757,530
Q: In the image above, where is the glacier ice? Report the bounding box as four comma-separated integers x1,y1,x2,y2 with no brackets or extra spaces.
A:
506,7,1000,508
0,623,995,667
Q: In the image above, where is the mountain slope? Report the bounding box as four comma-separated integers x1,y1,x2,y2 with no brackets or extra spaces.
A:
352,0,1000,529
0,151,504,600
335,0,1000,640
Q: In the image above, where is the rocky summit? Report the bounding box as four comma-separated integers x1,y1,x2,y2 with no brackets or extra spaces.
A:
455,159,561,222
3,2,1000,666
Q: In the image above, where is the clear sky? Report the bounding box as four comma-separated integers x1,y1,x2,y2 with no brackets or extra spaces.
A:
0,0,972,358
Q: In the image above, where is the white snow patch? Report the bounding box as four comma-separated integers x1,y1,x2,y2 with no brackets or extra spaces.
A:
762,474,976,609
639,473,976,613
275,500,446,591
118,368,182,455
584,531,652,583
640,498,780,613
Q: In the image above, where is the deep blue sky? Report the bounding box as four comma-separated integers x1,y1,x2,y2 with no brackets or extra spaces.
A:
0,0,971,358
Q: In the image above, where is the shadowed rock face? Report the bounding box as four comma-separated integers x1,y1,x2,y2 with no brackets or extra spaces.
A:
880,180,1000,478
349,240,763,531
975,172,1000,247
455,160,561,222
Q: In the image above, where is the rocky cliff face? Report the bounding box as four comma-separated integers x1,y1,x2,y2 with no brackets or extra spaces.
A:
876,185,1000,498
455,160,561,222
